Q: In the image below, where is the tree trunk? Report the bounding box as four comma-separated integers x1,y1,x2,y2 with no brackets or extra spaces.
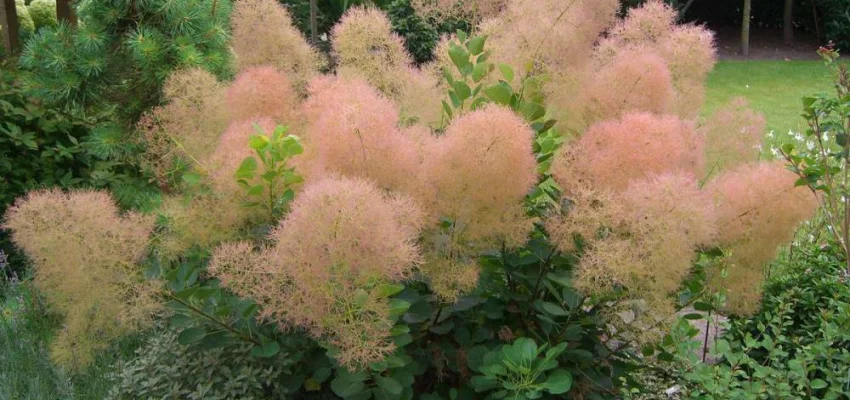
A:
811,0,822,44
0,0,19,55
309,0,318,45
783,0,794,45
56,0,77,26
677,0,696,22
742,0,751,56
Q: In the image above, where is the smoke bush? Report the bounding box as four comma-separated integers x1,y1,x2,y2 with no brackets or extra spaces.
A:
420,106,537,245
701,97,766,175
599,0,716,119
155,193,256,261
333,7,443,127
705,162,818,315
209,177,425,368
301,76,420,192
225,67,300,126
138,68,228,185
557,113,705,193
231,0,323,94
411,0,507,22
482,0,619,75
333,7,413,99
207,118,278,194
550,174,715,342
2,190,159,367
582,49,675,125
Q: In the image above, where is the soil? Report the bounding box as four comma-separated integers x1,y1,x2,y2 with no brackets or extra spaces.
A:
711,26,823,60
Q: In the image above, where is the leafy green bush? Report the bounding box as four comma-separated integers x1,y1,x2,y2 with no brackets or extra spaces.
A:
26,0,57,30
0,62,94,278
107,328,300,400
668,245,850,399
386,0,469,64
14,0,36,39
818,0,850,51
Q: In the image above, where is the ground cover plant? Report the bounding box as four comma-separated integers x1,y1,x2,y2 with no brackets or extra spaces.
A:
0,0,834,399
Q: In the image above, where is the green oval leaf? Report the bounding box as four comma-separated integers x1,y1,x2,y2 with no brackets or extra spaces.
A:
545,370,573,394
177,327,206,345
251,340,281,358
484,84,512,105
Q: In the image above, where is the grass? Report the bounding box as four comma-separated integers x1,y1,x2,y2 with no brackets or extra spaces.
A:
0,281,143,400
703,60,835,139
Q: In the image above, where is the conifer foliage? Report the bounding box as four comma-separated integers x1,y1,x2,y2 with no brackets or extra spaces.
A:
19,0,232,121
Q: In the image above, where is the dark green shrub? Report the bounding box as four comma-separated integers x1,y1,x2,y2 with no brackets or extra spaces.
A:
0,62,94,278
820,0,850,52
385,0,470,64
666,245,850,399
107,328,302,400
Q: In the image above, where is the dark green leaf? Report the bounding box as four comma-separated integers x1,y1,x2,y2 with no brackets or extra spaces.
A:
251,341,281,358
177,327,206,345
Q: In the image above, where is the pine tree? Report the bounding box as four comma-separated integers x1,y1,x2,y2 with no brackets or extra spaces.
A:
19,0,232,122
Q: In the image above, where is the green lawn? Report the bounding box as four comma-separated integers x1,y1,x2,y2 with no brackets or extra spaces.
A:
703,60,835,140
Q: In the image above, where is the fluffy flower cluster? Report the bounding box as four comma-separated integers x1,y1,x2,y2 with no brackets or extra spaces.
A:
138,68,229,184
3,190,159,367
210,178,425,368
416,106,538,300
301,76,419,192
420,105,537,245
481,0,716,131
481,0,619,76
701,97,766,175
230,0,323,94
705,163,817,314
225,66,300,126
548,173,716,342
553,117,816,324
411,0,507,22
332,7,443,126
559,113,705,192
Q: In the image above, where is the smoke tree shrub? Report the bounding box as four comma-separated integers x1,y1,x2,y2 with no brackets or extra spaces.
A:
230,0,323,94
4,0,822,397
2,190,159,368
701,97,766,176
210,177,425,368
704,162,816,315
332,7,443,126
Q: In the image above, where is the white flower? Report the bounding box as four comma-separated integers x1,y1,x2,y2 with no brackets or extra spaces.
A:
770,147,780,157
767,130,775,138
823,132,830,142
807,140,815,151
320,33,328,42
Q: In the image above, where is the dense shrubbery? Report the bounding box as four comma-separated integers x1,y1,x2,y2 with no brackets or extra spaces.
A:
666,244,850,399
0,62,97,278
0,0,837,399
108,328,300,399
